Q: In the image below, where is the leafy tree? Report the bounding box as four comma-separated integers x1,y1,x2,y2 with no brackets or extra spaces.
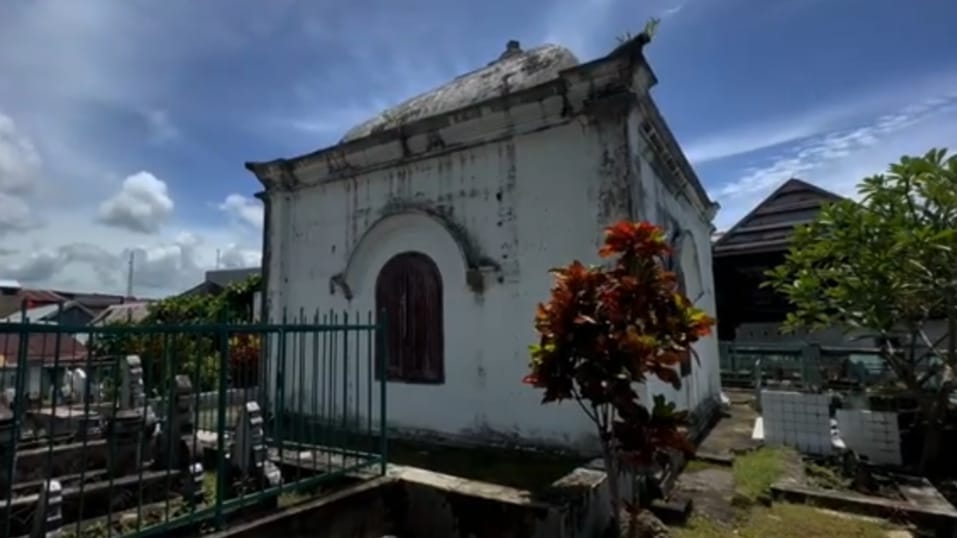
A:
765,148,957,472
523,220,714,527
92,275,263,393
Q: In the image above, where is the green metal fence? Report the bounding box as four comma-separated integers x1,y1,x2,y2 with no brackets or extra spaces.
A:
0,310,387,537
719,341,890,390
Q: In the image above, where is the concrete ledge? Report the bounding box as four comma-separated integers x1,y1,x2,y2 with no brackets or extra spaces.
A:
771,481,957,536
692,452,734,467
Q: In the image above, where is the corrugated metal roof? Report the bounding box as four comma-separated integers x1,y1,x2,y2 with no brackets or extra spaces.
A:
90,302,152,325
20,289,67,304
0,304,64,323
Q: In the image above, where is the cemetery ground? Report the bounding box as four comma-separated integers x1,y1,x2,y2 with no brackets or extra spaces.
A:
666,392,921,537
672,450,911,538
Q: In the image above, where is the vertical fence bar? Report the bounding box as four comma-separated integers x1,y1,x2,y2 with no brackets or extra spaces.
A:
366,311,373,460
296,308,306,479
327,310,336,470
162,331,175,526
74,327,96,537
215,323,229,529
105,351,123,536
275,311,288,465
320,312,330,471
378,309,387,475
353,311,360,464
311,310,320,466
341,311,349,465
3,303,29,538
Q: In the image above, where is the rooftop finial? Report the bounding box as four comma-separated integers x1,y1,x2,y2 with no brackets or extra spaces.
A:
499,40,523,60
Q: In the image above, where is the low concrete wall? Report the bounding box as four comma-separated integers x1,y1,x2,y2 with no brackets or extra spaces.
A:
78,386,259,418
213,463,628,538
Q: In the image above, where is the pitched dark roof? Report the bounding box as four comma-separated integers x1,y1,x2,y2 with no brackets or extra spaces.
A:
205,268,260,288
713,178,846,257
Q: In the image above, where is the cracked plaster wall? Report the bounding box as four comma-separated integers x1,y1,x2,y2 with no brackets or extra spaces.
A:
261,99,718,453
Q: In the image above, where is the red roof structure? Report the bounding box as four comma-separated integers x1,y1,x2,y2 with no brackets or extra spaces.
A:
0,333,89,366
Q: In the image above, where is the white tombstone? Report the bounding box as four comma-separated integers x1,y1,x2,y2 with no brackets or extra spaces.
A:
70,368,87,404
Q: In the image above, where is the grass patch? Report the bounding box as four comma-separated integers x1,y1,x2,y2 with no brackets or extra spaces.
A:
733,447,789,501
674,503,899,538
684,459,721,473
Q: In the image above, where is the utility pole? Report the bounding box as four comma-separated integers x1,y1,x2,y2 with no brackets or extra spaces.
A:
126,252,135,300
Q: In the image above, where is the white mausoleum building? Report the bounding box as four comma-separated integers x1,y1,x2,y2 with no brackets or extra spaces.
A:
246,37,721,453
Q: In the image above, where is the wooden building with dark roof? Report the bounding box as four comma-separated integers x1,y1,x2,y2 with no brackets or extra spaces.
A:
713,178,846,340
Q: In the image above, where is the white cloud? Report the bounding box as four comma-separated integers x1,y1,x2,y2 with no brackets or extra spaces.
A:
219,194,264,230
0,113,41,194
712,96,957,230
0,4,272,296
219,244,262,269
0,113,43,236
686,70,957,165
97,171,175,234
1,225,261,296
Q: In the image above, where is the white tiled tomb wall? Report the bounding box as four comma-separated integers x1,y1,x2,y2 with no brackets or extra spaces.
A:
761,390,832,455
835,409,902,466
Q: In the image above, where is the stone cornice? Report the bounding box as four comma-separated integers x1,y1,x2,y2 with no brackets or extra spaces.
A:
245,34,717,221
246,42,651,190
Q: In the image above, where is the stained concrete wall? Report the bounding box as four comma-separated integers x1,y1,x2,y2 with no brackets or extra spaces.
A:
260,61,719,454
214,465,626,538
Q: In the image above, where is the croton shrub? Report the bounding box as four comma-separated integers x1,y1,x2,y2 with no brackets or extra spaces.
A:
523,220,714,467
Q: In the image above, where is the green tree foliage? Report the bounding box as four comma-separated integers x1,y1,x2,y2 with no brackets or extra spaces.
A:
765,148,957,471
523,220,714,525
93,275,263,394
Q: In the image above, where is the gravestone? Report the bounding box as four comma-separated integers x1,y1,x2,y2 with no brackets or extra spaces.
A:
154,375,197,472
230,401,281,491
0,400,14,493
31,480,63,538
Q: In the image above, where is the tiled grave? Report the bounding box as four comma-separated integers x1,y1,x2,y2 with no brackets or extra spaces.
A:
836,409,902,466
761,390,832,455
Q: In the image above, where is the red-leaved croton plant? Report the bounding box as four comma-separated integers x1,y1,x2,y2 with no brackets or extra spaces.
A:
523,220,714,521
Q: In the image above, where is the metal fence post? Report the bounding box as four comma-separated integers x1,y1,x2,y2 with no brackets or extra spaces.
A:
377,310,388,476
215,322,230,530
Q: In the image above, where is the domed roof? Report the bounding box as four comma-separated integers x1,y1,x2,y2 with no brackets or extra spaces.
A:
340,41,580,143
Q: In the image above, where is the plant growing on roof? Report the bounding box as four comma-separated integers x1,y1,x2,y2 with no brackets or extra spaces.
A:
764,148,957,473
523,220,714,527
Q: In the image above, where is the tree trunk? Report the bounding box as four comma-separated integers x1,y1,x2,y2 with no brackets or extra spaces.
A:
919,392,947,474
601,435,622,533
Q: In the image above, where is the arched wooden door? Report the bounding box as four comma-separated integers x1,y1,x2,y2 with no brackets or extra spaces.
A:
375,252,444,383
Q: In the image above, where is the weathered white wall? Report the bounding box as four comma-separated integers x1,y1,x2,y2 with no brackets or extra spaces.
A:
264,104,718,452
626,106,721,415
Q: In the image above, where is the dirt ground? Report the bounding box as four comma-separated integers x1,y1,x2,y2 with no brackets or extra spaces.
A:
669,395,911,537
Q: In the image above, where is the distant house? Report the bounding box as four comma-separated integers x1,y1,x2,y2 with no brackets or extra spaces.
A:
179,268,260,297
712,178,845,342
178,268,262,321
0,301,95,327
89,302,153,326
0,282,142,321
0,331,90,400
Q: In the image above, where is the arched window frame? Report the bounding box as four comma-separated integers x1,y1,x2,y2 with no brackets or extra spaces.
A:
375,252,445,384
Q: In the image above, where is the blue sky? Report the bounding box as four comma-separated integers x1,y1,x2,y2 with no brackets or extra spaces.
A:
0,0,955,295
